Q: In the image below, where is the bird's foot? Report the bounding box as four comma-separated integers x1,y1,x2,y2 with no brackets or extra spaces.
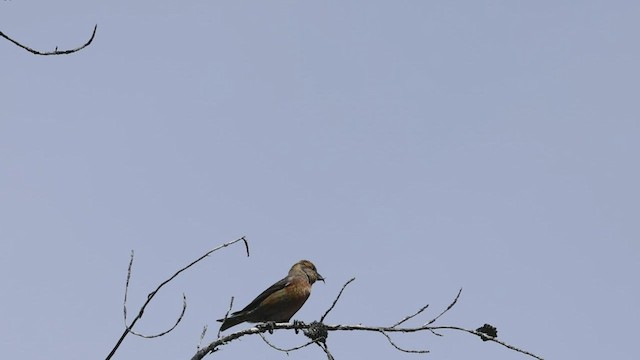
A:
258,321,277,334
292,319,306,334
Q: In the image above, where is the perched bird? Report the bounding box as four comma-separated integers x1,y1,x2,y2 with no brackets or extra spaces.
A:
218,260,324,331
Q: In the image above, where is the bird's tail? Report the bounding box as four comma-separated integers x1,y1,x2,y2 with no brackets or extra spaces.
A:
217,314,246,332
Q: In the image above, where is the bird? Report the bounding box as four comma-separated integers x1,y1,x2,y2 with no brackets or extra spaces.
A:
218,259,324,331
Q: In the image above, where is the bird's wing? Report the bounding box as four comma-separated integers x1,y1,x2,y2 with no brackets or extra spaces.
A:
236,275,291,313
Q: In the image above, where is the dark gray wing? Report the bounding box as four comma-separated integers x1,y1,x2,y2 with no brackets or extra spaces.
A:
233,275,291,314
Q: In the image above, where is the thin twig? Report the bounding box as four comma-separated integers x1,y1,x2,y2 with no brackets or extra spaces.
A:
126,293,187,338
0,24,97,55
216,297,234,339
392,304,429,328
123,250,134,322
320,277,355,322
106,237,249,360
316,341,335,360
258,332,316,353
380,330,429,353
197,325,208,351
426,287,462,325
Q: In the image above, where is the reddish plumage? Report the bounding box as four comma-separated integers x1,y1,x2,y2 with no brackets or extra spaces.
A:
218,260,324,331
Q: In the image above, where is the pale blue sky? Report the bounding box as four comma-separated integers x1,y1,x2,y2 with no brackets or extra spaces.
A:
1,1,639,359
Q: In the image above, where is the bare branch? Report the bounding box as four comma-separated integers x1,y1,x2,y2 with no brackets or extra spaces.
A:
197,325,208,351
260,322,333,360
127,293,187,338
379,330,429,354
192,321,543,360
258,332,316,353
316,341,335,360
428,325,544,360
0,25,97,55
194,286,543,360
240,237,250,257
123,250,135,322
216,297,234,339
320,277,355,322
392,304,429,328
106,236,249,360
426,287,462,325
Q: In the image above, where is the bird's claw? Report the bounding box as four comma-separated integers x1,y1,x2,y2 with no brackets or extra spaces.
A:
292,320,306,334
258,321,277,334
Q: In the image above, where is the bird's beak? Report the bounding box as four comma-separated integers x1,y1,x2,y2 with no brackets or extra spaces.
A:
317,273,325,283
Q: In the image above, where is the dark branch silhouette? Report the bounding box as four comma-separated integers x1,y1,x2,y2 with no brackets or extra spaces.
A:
0,24,97,55
105,236,249,360
216,297,235,339
320,277,354,322
105,239,541,360
192,280,544,360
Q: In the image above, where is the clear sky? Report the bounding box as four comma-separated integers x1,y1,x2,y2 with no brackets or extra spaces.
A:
1,1,639,359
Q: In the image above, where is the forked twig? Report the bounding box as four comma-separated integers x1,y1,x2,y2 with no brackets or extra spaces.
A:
106,237,249,360
316,341,335,360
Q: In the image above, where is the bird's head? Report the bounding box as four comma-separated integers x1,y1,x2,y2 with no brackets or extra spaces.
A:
292,259,325,284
